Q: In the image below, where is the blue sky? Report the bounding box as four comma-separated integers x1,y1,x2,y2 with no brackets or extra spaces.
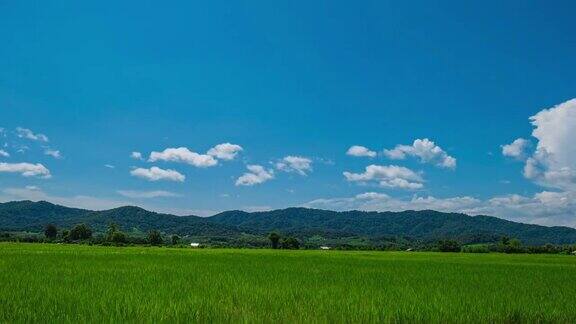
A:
1,1,575,225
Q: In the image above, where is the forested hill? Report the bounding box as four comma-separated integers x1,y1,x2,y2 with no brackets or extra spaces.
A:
209,208,576,245
1,201,576,245
0,201,238,237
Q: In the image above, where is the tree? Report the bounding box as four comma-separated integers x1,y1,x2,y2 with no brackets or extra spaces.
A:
111,231,127,244
148,230,163,245
106,223,119,242
437,239,461,252
268,232,281,249
69,224,92,240
171,234,181,245
105,223,127,244
44,224,58,240
281,236,300,250
62,229,70,242
507,238,523,253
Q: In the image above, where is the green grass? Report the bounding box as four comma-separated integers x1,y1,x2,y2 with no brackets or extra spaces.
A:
1,243,575,323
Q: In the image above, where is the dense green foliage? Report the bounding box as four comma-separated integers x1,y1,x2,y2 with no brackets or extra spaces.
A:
436,239,461,252
0,201,238,237
43,224,57,239
2,201,576,246
1,243,576,322
68,224,92,240
268,231,281,249
147,230,163,245
209,208,576,245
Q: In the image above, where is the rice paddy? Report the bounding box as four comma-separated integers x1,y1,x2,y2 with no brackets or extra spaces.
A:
1,243,575,323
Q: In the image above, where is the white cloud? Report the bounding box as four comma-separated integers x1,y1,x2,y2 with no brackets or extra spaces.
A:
117,190,181,199
355,192,390,200
275,156,313,176
16,127,49,142
346,145,376,158
104,164,115,169
0,162,51,178
207,143,243,160
0,150,9,157
502,138,531,160
518,99,576,190
236,165,274,186
304,190,576,227
44,149,62,159
343,164,424,189
130,152,143,160
242,205,273,212
383,138,456,169
130,166,185,182
305,192,478,214
149,147,218,168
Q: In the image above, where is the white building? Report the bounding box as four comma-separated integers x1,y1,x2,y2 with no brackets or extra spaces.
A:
320,246,331,250
190,243,201,248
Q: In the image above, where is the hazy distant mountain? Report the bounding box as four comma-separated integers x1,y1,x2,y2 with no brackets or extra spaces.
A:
1,200,576,245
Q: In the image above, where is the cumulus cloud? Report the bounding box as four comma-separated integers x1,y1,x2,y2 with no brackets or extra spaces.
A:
502,138,531,160
16,127,49,142
518,99,576,190
236,165,274,186
149,147,218,168
130,166,185,182
343,164,424,189
130,152,143,160
44,149,62,159
275,156,313,176
0,150,9,157
383,138,456,169
346,145,376,158
304,190,576,227
0,162,51,178
207,143,243,160
117,190,181,199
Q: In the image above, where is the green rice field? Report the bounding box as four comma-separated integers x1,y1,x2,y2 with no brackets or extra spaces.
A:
1,243,575,323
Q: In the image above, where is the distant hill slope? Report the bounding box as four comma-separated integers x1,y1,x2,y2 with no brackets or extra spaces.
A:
0,201,239,237
209,208,576,245
1,201,576,245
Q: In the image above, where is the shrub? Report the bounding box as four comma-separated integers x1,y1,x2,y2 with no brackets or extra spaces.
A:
281,236,300,250
111,231,127,244
437,240,461,252
462,244,490,253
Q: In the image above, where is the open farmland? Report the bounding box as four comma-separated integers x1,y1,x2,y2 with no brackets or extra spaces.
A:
1,243,575,323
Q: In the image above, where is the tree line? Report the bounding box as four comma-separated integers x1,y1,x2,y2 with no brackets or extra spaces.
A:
41,223,167,246
0,223,575,254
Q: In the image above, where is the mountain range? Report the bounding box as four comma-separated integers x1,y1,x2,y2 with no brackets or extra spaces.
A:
1,200,575,245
